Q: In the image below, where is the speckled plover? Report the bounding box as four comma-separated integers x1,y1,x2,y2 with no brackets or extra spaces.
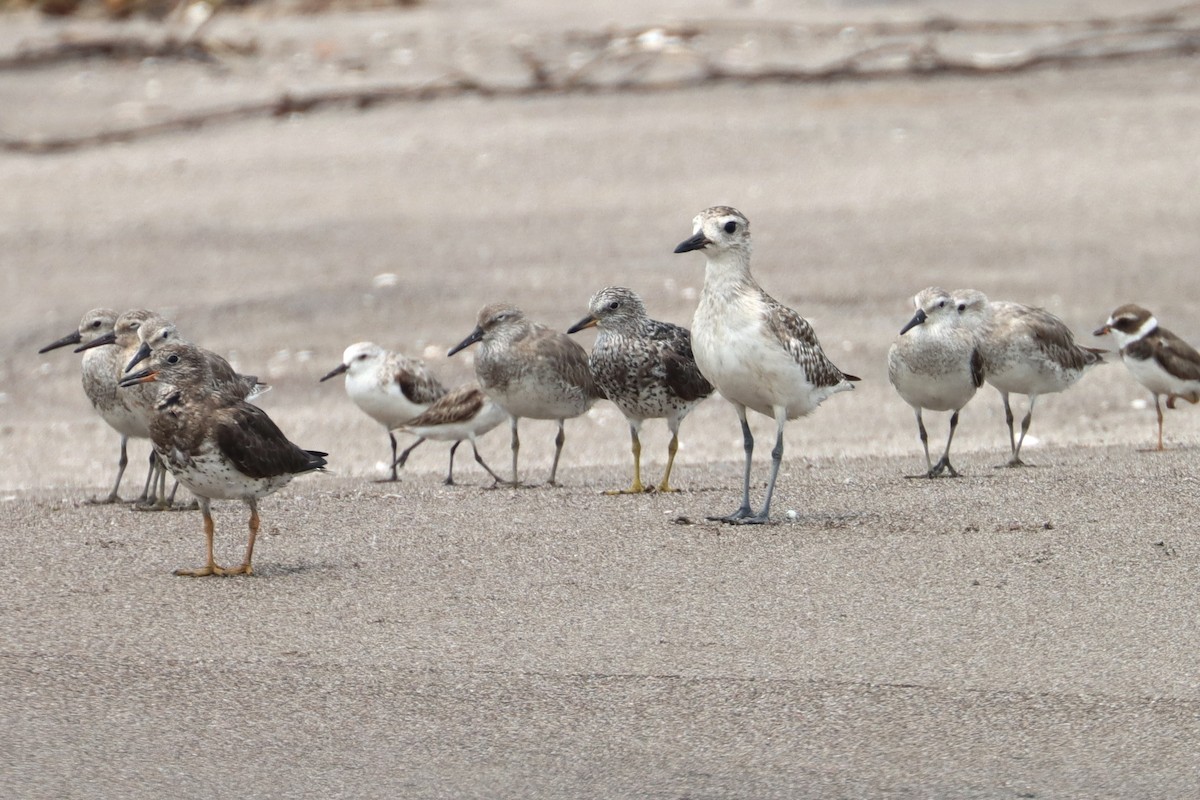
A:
674,207,859,523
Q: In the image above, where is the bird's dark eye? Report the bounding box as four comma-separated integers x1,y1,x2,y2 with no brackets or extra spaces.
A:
957,303,967,312
91,320,102,328
608,301,619,310
938,300,946,308
724,221,737,234
167,354,180,364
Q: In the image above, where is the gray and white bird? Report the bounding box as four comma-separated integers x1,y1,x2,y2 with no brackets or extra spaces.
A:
974,297,1105,466
320,342,447,481
567,286,713,493
674,206,859,523
888,287,986,478
1094,304,1200,451
448,303,599,487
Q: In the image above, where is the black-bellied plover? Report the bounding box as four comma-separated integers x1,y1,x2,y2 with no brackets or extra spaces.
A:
448,303,599,487
38,308,159,504
674,207,859,523
567,286,713,493
393,384,508,486
888,287,986,478
125,316,270,403
974,296,1105,466
121,341,327,577
1094,304,1200,451
319,341,447,481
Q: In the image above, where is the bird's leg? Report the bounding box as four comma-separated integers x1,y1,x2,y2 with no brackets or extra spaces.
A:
657,426,681,494
1155,394,1165,451
930,411,963,478
606,423,646,495
225,500,258,576
1011,395,1036,466
90,435,129,504
710,407,755,523
735,408,787,525
509,417,521,486
391,437,426,474
905,410,937,479
377,432,402,482
135,449,156,504
470,439,505,485
444,441,461,485
1002,392,1016,457
175,499,228,577
546,419,566,487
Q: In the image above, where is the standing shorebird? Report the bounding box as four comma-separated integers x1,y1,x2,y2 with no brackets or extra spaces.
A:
448,303,599,487
125,316,270,403
392,384,509,486
975,297,1105,466
673,207,859,523
567,286,713,493
38,308,158,504
121,342,327,577
319,342,447,481
1094,304,1200,451
888,287,986,478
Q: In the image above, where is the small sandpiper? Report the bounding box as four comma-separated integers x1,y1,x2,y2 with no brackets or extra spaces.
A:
121,341,327,577
393,384,508,486
448,303,599,487
1094,304,1200,451
125,316,270,403
674,206,859,523
888,287,986,478
39,308,158,504
320,342,447,481
567,286,713,493
975,296,1105,466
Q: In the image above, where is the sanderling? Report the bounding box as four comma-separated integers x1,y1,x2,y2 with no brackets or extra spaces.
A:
121,341,327,577
393,383,508,486
888,287,986,478
567,286,713,493
319,342,447,481
39,308,160,504
975,297,1105,466
1094,304,1200,451
674,206,859,523
125,316,270,403
448,303,598,487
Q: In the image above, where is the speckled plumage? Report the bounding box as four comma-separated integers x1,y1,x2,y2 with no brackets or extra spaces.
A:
977,298,1105,465
674,206,858,522
1095,303,1200,451
448,303,598,486
888,287,986,478
122,341,327,576
568,286,713,492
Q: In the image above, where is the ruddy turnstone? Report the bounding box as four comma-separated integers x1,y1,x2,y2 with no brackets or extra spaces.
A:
448,303,599,487
393,384,508,486
125,316,270,403
974,296,1105,466
38,308,158,504
674,207,859,523
121,341,327,577
1094,304,1200,451
567,286,713,493
319,342,447,481
887,287,986,478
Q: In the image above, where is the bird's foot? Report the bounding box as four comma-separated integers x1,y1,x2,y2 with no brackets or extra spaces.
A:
655,484,680,494
373,476,401,484
173,563,229,577
86,494,124,505
224,563,254,576
707,505,755,524
994,458,1030,469
603,482,649,495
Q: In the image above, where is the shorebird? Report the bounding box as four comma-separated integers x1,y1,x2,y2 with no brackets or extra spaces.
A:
673,207,859,523
448,303,599,487
38,308,158,504
888,287,986,478
567,286,713,493
125,316,270,403
1094,304,1200,451
392,384,508,486
974,296,1106,466
319,342,447,481
121,341,327,577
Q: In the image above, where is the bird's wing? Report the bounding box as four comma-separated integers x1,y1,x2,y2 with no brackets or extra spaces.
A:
763,295,855,387
215,403,326,479
1152,330,1200,382
395,360,449,405
646,320,714,403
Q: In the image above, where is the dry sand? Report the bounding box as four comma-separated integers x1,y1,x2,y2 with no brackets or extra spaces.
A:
3,1,1200,797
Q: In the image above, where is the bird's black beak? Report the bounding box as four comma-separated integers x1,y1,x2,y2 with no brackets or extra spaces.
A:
1092,323,1111,337
899,309,927,335
319,363,348,382
38,330,82,353
125,342,152,373
447,327,484,357
673,232,710,253
74,330,117,352
119,368,157,388
566,314,598,335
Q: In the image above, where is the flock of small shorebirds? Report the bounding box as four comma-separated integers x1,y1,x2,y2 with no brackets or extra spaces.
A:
38,206,1200,577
